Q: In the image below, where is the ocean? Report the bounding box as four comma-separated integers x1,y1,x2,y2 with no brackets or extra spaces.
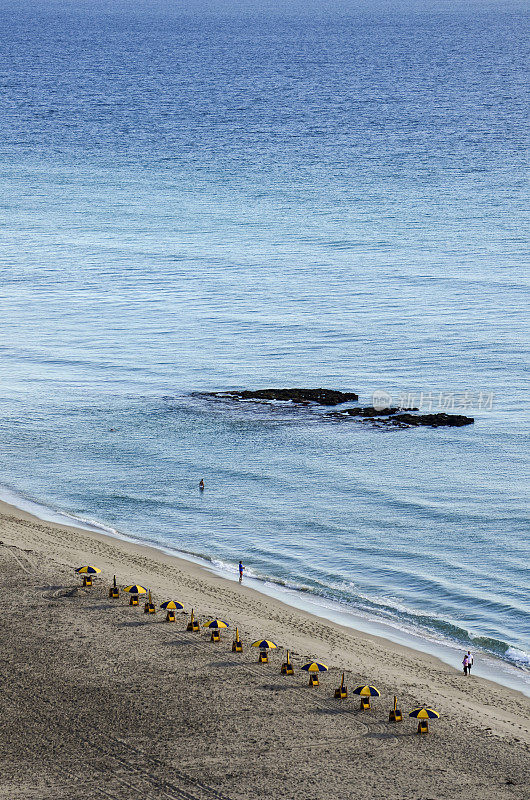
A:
0,1,528,691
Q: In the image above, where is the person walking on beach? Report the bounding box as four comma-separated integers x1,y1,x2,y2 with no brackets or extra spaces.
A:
462,653,469,676
466,650,474,675
238,561,245,583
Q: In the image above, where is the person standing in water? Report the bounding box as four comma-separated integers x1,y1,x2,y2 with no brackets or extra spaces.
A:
238,561,245,583
199,479,204,491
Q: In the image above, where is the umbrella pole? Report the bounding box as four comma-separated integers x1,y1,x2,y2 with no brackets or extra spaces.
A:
389,695,402,722
281,650,294,675
109,575,119,599
144,590,152,614
335,672,347,698
187,608,200,632
232,627,243,652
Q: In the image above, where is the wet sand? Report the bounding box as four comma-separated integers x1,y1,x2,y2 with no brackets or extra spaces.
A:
0,498,528,799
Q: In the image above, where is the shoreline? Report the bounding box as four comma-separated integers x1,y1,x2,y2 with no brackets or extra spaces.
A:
0,484,528,697
1,494,529,798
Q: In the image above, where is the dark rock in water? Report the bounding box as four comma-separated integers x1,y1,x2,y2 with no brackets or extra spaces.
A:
199,393,473,428
328,406,419,418
327,407,473,427
332,406,401,418
207,388,359,405
388,412,474,428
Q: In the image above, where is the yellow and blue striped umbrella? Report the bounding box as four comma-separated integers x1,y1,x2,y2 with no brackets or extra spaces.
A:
75,566,101,574
160,600,184,610
124,584,147,595
409,707,439,719
301,661,329,673
203,619,229,629
353,685,380,697
251,640,277,650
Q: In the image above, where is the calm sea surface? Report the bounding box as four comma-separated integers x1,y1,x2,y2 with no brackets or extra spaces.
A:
0,3,528,688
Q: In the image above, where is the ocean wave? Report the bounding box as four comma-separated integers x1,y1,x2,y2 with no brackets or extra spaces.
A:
505,648,530,670
195,557,530,673
0,481,527,682
220,567,529,672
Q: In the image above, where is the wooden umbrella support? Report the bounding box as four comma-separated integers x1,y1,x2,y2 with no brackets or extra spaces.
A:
281,650,294,675
389,695,402,722
187,609,200,632
232,627,243,652
144,590,156,615
334,672,348,699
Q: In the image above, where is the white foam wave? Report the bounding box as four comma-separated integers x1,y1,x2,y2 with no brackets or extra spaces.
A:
506,648,530,669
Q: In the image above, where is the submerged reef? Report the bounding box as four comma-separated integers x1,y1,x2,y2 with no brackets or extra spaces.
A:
204,388,359,405
201,391,474,428
328,407,474,427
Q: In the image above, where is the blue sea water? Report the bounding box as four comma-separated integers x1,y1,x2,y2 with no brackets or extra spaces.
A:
0,2,528,689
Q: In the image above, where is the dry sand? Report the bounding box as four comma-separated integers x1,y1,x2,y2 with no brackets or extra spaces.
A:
0,498,528,800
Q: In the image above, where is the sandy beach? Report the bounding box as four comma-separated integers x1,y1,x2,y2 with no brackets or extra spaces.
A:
0,498,528,800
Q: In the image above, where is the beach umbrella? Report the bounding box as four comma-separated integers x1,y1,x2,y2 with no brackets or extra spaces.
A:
409,707,439,719
410,706,439,734
352,685,381,697
124,584,147,595
353,684,380,709
160,600,184,611
204,618,229,641
251,640,277,650
75,566,101,574
301,661,329,673
252,639,277,663
301,660,328,686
